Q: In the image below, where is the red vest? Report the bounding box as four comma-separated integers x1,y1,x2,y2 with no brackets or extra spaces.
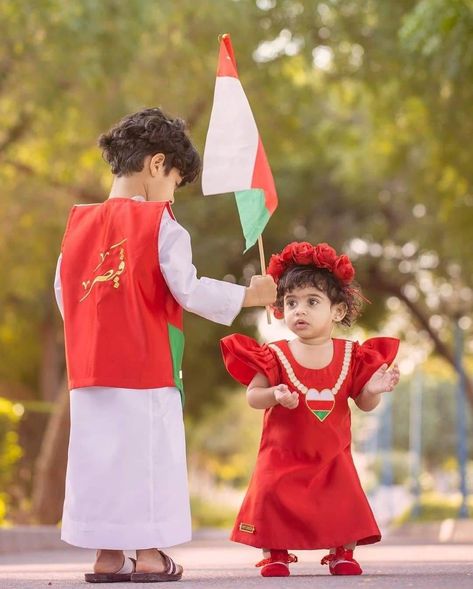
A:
60,198,184,392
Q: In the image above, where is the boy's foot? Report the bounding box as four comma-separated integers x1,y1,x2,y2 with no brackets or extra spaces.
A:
132,548,183,582
256,550,298,577
321,547,362,575
85,550,136,583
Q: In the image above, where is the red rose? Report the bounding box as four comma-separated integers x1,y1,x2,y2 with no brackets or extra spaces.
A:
272,305,284,320
279,242,298,263
333,255,355,283
291,242,314,265
267,254,286,280
313,243,337,269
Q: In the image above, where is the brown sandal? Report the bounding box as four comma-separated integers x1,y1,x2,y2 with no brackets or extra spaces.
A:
131,550,183,583
85,556,136,583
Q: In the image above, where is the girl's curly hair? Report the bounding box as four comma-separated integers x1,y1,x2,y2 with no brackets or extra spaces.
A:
97,107,201,186
275,265,362,327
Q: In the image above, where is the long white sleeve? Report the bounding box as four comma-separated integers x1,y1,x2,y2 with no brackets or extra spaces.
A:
54,254,64,319
158,209,245,325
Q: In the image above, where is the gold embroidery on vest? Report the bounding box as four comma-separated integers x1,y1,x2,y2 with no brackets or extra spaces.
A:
80,238,127,302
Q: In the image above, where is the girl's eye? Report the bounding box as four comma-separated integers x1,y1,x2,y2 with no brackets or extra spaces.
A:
309,298,318,306
287,300,296,308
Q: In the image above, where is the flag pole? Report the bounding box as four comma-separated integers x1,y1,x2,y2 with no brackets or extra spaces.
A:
257,235,272,324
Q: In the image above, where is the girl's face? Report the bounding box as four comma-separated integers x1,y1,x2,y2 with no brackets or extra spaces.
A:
283,286,346,340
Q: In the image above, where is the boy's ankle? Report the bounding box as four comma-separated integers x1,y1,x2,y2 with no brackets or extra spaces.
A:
94,550,125,574
135,549,173,574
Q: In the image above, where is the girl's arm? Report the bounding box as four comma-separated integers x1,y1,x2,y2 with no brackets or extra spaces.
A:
355,363,400,412
247,372,299,410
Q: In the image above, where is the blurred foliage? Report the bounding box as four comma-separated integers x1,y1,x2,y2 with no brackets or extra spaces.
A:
390,365,473,466
1,0,473,522
0,1,472,442
396,491,473,523
190,496,237,529
370,450,411,487
11,402,53,520
0,398,22,521
187,392,262,488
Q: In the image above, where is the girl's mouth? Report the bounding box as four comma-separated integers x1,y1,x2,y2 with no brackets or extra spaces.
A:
295,320,309,328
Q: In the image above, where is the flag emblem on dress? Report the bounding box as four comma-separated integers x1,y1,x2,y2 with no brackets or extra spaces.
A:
202,33,278,251
306,388,335,422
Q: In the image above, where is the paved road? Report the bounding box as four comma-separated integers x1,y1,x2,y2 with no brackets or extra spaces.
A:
0,536,471,588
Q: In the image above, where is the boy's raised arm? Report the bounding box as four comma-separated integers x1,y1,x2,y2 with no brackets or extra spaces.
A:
159,210,275,325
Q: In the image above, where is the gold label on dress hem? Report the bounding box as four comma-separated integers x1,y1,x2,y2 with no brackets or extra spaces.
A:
239,523,255,533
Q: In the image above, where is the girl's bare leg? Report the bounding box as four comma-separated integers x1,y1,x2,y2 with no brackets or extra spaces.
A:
329,541,356,553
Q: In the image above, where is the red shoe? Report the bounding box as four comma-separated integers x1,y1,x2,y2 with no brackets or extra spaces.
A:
321,547,362,575
256,550,298,577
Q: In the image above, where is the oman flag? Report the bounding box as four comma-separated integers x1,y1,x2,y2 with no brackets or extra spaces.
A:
306,388,335,422
202,34,278,252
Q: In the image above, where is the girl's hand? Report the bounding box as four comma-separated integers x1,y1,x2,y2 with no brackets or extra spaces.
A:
274,384,299,409
364,363,400,396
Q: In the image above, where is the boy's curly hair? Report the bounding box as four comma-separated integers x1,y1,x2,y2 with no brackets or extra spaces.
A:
98,107,201,185
275,265,362,327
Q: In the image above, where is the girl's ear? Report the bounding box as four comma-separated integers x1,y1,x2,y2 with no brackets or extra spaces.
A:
332,302,347,323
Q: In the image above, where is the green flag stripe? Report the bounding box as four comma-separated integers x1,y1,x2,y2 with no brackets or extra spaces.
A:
235,189,270,252
313,410,330,421
168,323,185,406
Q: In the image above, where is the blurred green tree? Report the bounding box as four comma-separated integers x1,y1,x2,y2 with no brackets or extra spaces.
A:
0,398,22,521
0,0,471,522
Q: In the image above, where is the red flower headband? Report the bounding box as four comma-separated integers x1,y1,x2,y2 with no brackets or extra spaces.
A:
267,241,355,284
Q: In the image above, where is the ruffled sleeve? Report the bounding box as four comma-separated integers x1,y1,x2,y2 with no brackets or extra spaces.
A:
350,337,400,398
220,333,281,387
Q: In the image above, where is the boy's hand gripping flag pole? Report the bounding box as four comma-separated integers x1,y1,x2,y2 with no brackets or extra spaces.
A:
202,33,278,323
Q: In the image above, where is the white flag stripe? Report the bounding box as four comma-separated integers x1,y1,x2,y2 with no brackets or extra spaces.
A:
202,77,259,195
307,388,334,401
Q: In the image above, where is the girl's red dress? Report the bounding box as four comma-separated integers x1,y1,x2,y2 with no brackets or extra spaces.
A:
220,334,399,550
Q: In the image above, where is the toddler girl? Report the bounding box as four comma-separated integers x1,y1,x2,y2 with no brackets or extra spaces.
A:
221,241,400,577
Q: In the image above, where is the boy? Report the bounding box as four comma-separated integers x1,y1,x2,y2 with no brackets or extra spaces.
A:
54,107,276,583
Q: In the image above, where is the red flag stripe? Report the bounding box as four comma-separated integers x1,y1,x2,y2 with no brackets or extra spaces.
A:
251,137,278,213
306,400,334,410
217,34,239,78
